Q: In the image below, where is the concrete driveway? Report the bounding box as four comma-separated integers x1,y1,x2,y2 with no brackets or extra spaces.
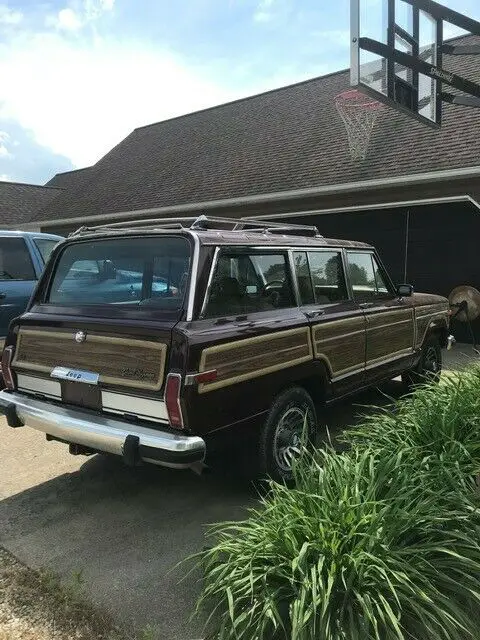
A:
0,424,256,639
0,346,478,639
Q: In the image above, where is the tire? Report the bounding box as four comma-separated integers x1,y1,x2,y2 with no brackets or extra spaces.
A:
402,335,442,390
258,386,317,484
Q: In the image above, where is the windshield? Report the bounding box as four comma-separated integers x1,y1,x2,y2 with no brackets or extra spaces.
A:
48,236,191,311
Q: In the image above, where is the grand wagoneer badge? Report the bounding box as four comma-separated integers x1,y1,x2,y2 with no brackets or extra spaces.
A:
74,331,87,343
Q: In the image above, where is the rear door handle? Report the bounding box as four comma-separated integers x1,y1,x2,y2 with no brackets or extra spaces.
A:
306,310,325,319
0,292,5,300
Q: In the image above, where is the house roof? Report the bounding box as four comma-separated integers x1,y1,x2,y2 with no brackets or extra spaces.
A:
0,181,62,226
45,166,91,190
34,34,480,225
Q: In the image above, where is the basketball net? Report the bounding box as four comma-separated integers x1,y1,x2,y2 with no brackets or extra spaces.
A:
335,90,384,161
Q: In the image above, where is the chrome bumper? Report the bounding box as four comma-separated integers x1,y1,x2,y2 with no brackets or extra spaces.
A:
0,391,205,468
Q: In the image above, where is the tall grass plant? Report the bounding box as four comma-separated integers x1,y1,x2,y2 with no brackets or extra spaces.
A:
198,366,480,639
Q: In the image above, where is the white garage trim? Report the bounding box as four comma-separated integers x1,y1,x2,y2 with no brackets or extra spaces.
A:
28,166,480,229
243,195,480,220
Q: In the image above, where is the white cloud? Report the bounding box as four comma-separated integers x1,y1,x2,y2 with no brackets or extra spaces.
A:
58,8,83,31
254,0,276,23
0,4,22,26
0,174,12,181
443,23,469,41
0,131,10,157
47,0,114,32
0,30,235,167
311,29,351,49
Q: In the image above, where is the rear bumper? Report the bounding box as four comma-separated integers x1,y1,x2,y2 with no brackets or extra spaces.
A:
0,391,205,468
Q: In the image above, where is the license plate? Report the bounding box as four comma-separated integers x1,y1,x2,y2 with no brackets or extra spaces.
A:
62,381,102,411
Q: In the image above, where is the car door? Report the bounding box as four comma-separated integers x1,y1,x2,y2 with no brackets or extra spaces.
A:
0,236,38,340
345,250,415,377
184,247,314,435
293,249,367,394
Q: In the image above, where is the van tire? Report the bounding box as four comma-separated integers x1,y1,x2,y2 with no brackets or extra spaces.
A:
402,335,442,390
257,386,317,484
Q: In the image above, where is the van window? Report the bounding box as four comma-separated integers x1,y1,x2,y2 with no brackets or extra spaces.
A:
34,238,59,263
308,251,348,304
293,252,314,305
48,237,191,310
0,237,35,281
347,252,390,301
204,251,294,318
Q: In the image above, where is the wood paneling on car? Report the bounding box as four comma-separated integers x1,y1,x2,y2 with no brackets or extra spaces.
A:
198,327,312,393
312,317,365,377
12,327,167,391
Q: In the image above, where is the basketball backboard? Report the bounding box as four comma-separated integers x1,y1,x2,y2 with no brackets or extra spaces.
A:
350,0,480,128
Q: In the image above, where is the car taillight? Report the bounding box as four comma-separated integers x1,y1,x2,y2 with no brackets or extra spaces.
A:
2,346,15,390
165,373,184,429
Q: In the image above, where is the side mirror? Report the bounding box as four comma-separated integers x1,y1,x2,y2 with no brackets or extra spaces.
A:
397,284,413,298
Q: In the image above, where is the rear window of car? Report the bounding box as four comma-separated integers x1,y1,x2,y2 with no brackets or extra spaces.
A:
48,237,191,310
0,237,36,281
33,238,60,263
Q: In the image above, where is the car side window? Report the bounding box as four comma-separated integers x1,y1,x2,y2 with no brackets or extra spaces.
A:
33,238,59,263
308,251,348,304
294,251,347,305
203,251,294,318
293,252,314,305
347,252,391,301
0,237,36,281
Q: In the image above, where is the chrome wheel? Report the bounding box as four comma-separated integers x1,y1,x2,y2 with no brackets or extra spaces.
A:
424,345,440,379
273,406,309,472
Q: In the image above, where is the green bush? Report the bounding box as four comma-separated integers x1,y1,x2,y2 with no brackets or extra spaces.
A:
343,367,480,478
198,367,480,639
199,447,480,640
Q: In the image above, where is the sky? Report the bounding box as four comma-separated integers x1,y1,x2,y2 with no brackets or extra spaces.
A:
0,0,478,185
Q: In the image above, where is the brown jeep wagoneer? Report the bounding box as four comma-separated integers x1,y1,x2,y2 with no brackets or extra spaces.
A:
0,216,451,482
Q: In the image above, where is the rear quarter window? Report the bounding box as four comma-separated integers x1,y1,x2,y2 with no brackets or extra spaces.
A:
33,238,60,263
203,251,294,318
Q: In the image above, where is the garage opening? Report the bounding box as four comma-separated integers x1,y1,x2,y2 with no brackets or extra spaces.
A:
273,199,480,344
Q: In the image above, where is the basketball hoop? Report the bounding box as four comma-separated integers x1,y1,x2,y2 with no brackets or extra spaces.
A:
335,90,384,161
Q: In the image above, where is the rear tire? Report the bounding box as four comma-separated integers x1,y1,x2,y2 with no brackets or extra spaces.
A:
402,335,442,390
258,386,317,484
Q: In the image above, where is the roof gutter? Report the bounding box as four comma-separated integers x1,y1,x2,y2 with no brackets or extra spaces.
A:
30,164,480,228
244,195,480,219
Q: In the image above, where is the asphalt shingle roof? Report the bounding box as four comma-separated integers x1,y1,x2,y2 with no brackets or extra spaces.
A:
35,34,480,224
0,182,62,226
45,167,92,190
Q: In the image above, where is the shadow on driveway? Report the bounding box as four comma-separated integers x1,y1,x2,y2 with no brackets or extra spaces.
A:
0,380,404,640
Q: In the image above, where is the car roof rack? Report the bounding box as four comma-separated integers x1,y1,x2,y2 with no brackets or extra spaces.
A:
193,215,321,237
69,214,321,238
68,217,197,237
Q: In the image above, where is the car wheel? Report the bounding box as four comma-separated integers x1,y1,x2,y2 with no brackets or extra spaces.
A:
402,335,442,390
258,386,317,484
